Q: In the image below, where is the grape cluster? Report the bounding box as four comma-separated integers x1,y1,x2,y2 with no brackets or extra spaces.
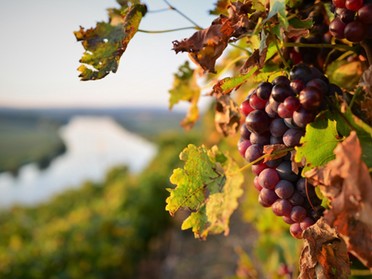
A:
237,64,332,238
330,0,372,42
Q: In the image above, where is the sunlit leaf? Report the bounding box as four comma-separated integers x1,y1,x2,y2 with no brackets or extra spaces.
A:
168,61,201,130
166,144,244,239
74,2,147,80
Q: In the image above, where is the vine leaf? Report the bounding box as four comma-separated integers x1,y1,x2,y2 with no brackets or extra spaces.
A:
74,1,147,80
166,144,244,239
299,218,350,279
305,132,372,269
326,60,364,91
295,115,340,174
214,95,241,137
169,62,200,130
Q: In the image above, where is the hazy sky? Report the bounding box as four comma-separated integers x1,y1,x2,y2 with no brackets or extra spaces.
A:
0,0,216,108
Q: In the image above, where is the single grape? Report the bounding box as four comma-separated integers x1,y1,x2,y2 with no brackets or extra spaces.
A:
272,199,293,217
259,188,279,207
254,176,263,191
299,86,323,111
345,0,363,11
300,217,315,230
357,4,372,24
270,118,288,137
283,96,301,113
292,108,315,128
238,139,252,157
250,132,270,145
289,223,303,239
290,206,307,222
289,64,312,83
344,20,366,42
245,110,271,134
240,124,251,140
251,163,267,175
265,102,278,118
283,128,305,147
258,168,280,189
271,84,294,102
333,0,346,8
249,92,267,110
245,144,263,164
240,99,254,116
256,82,272,100
272,76,290,86
275,180,295,199
276,161,299,182
329,17,346,39
306,78,329,95
278,103,293,118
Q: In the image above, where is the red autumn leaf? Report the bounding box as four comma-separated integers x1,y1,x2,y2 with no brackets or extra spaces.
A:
299,218,350,279
305,131,372,269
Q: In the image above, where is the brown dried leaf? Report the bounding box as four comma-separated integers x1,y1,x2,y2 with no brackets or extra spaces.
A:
262,144,289,162
299,218,350,279
214,95,241,136
172,18,233,73
172,2,259,73
305,131,372,269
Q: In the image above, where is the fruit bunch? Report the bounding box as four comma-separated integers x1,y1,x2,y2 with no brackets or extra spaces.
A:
237,64,337,238
330,0,372,42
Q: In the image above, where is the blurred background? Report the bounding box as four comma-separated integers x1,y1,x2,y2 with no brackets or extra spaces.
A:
0,1,303,278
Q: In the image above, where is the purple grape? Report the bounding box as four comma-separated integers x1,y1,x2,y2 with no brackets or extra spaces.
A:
300,217,315,230
249,92,267,110
245,110,270,134
290,223,303,239
293,108,316,128
256,82,272,100
270,118,288,137
344,20,366,42
252,163,267,175
240,124,251,140
259,188,279,207
240,98,254,116
238,139,252,157
290,206,307,222
283,96,300,113
258,168,280,189
299,86,323,111
358,4,372,24
329,17,346,39
290,79,305,94
245,144,263,164
266,158,283,168
271,84,294,102
283,215,295,225
276,161,299,182
278,103,293,118
272,76,290,86
272,199,293,217
289,192,305,206
283,128,305,147
254,176,263,191
283,118,299,129
270,136,283,144
275,180,295,199
250,132,270,145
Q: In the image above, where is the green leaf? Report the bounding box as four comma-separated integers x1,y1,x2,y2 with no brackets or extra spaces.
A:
267,0,288,30
288,17,313,29
212,66,258,95
74,2,147,80
166,145,244,239
168,61,201,130
295,115,341,174
326,60,363,91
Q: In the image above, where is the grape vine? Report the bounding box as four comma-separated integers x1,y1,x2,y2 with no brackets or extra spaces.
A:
75,0,372,277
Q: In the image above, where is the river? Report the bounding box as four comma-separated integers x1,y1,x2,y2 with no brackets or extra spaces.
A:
0,116,157,208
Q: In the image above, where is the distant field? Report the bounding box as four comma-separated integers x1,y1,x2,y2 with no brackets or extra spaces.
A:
0,115,64,173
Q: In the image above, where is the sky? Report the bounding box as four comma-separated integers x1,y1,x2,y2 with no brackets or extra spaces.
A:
0,0,216,109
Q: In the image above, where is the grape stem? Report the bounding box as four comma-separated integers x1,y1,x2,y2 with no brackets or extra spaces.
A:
163,0,203,30
274,37,290,70
237,147,294,174
138,27,198,33
284,42,355,51
360,40,372,66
